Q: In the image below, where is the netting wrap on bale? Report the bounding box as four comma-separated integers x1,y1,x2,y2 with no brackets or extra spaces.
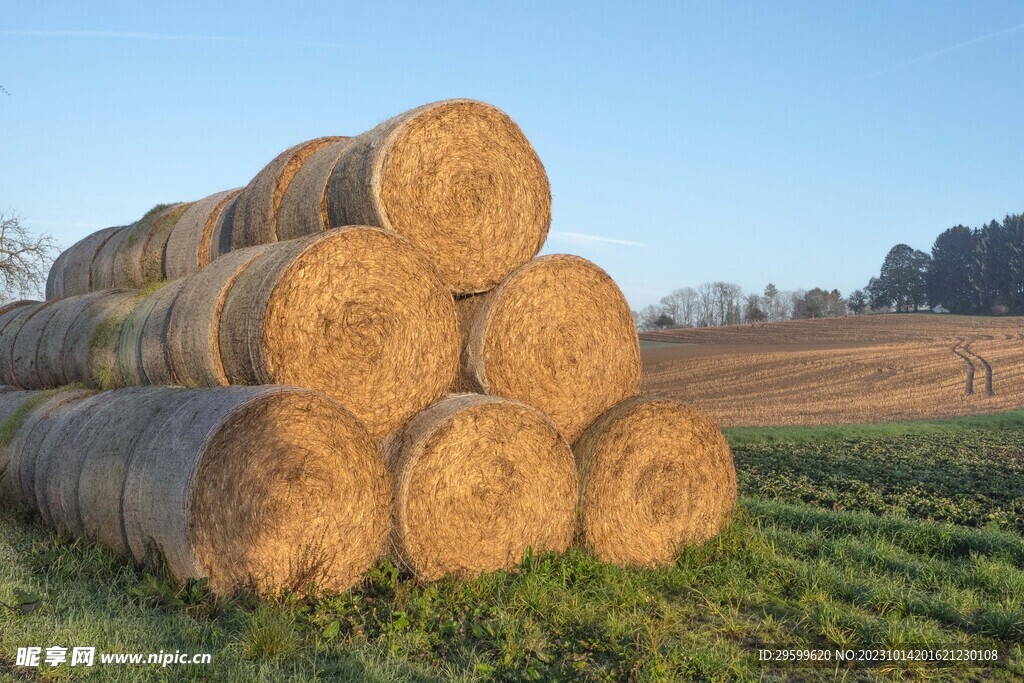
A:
459,254,641,442
5,389,94,514
50,226,121,299
164,189,242,280
167,245,274,388
10,301,60,388
276,138,350,241
327,99,551,294
119,386,390,594
0,389,49,503
572,397,737,566
0,303,45,386
384,394,577,581
232,137,345,249
219,226,459,440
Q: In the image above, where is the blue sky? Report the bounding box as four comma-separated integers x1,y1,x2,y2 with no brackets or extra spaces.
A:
2,1,1022,307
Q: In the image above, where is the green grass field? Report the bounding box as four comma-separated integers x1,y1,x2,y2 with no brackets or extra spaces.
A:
2,413,1023,681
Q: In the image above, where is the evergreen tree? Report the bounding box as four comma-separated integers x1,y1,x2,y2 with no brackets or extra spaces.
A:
927,225,977,313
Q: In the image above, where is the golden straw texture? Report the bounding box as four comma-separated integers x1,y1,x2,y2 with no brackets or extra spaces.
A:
328,99,551,294
384,394,577,581
573,397,737,566
219,227,459,440
232,137,344,249
121,386,390,594
461,254,641,441
276,138,350,241
164,189,242,280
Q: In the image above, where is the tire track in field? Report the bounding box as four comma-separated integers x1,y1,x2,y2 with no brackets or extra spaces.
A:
951,339,975,396
963,340,994,396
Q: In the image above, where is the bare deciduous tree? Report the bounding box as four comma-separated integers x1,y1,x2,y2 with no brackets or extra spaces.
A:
0,211,58,300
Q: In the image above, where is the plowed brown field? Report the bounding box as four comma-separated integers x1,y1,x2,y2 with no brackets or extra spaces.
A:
640,314,1024,426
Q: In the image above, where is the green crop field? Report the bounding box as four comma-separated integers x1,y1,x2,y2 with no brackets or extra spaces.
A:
2,412,1023,682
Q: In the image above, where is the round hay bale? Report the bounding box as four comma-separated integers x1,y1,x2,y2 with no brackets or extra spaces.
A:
7,388,93,515
140,203,191,284
384,394,577,580
0,389,49,504
36,392,111,532
76,388,189,553
232,137,345,249
219,227,459,440
90,226,132,291
164,189,242,280
114,285,169,387
60,290,137,387
45,249,70,300
111,204,186,288
327,99,551,294
573,397,737,566
86,290,147,390
167,244,275,388
35,292,106,387
122,386,390,594
208,195,239,264
11,300,61,388
57,226,121,298
137,280,186,385
0,303,46,386
276,138,350,241
461,255,640,442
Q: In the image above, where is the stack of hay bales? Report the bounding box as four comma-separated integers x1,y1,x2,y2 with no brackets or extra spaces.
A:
5,98,736,592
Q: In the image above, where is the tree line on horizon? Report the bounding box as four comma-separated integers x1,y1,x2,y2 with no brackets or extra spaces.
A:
867,213,1024,316
635,212,1023,331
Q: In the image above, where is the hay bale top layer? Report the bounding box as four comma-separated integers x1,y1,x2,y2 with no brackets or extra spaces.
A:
140,203,192,284
53,226,121,299
276,139,350,242
220,226,459,440
329,99,551,294
90,226,132,291
207,195,239,264
232,137,345,249
384,393,577,581
164,189,242,280
462,254,641,442
121,386,390,595
573,397,737,567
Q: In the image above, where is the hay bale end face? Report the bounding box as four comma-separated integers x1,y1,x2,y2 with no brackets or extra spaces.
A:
164,189,242,280
232,137,344,249
384,394,577,581
461,254,641,442
219,226,459,440
573,397,738,567
328,99,551,294
122,386,390,594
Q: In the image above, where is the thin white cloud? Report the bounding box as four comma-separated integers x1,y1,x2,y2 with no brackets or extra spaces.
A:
549,230,647,248
853,22,1024,82
0,30,339,48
